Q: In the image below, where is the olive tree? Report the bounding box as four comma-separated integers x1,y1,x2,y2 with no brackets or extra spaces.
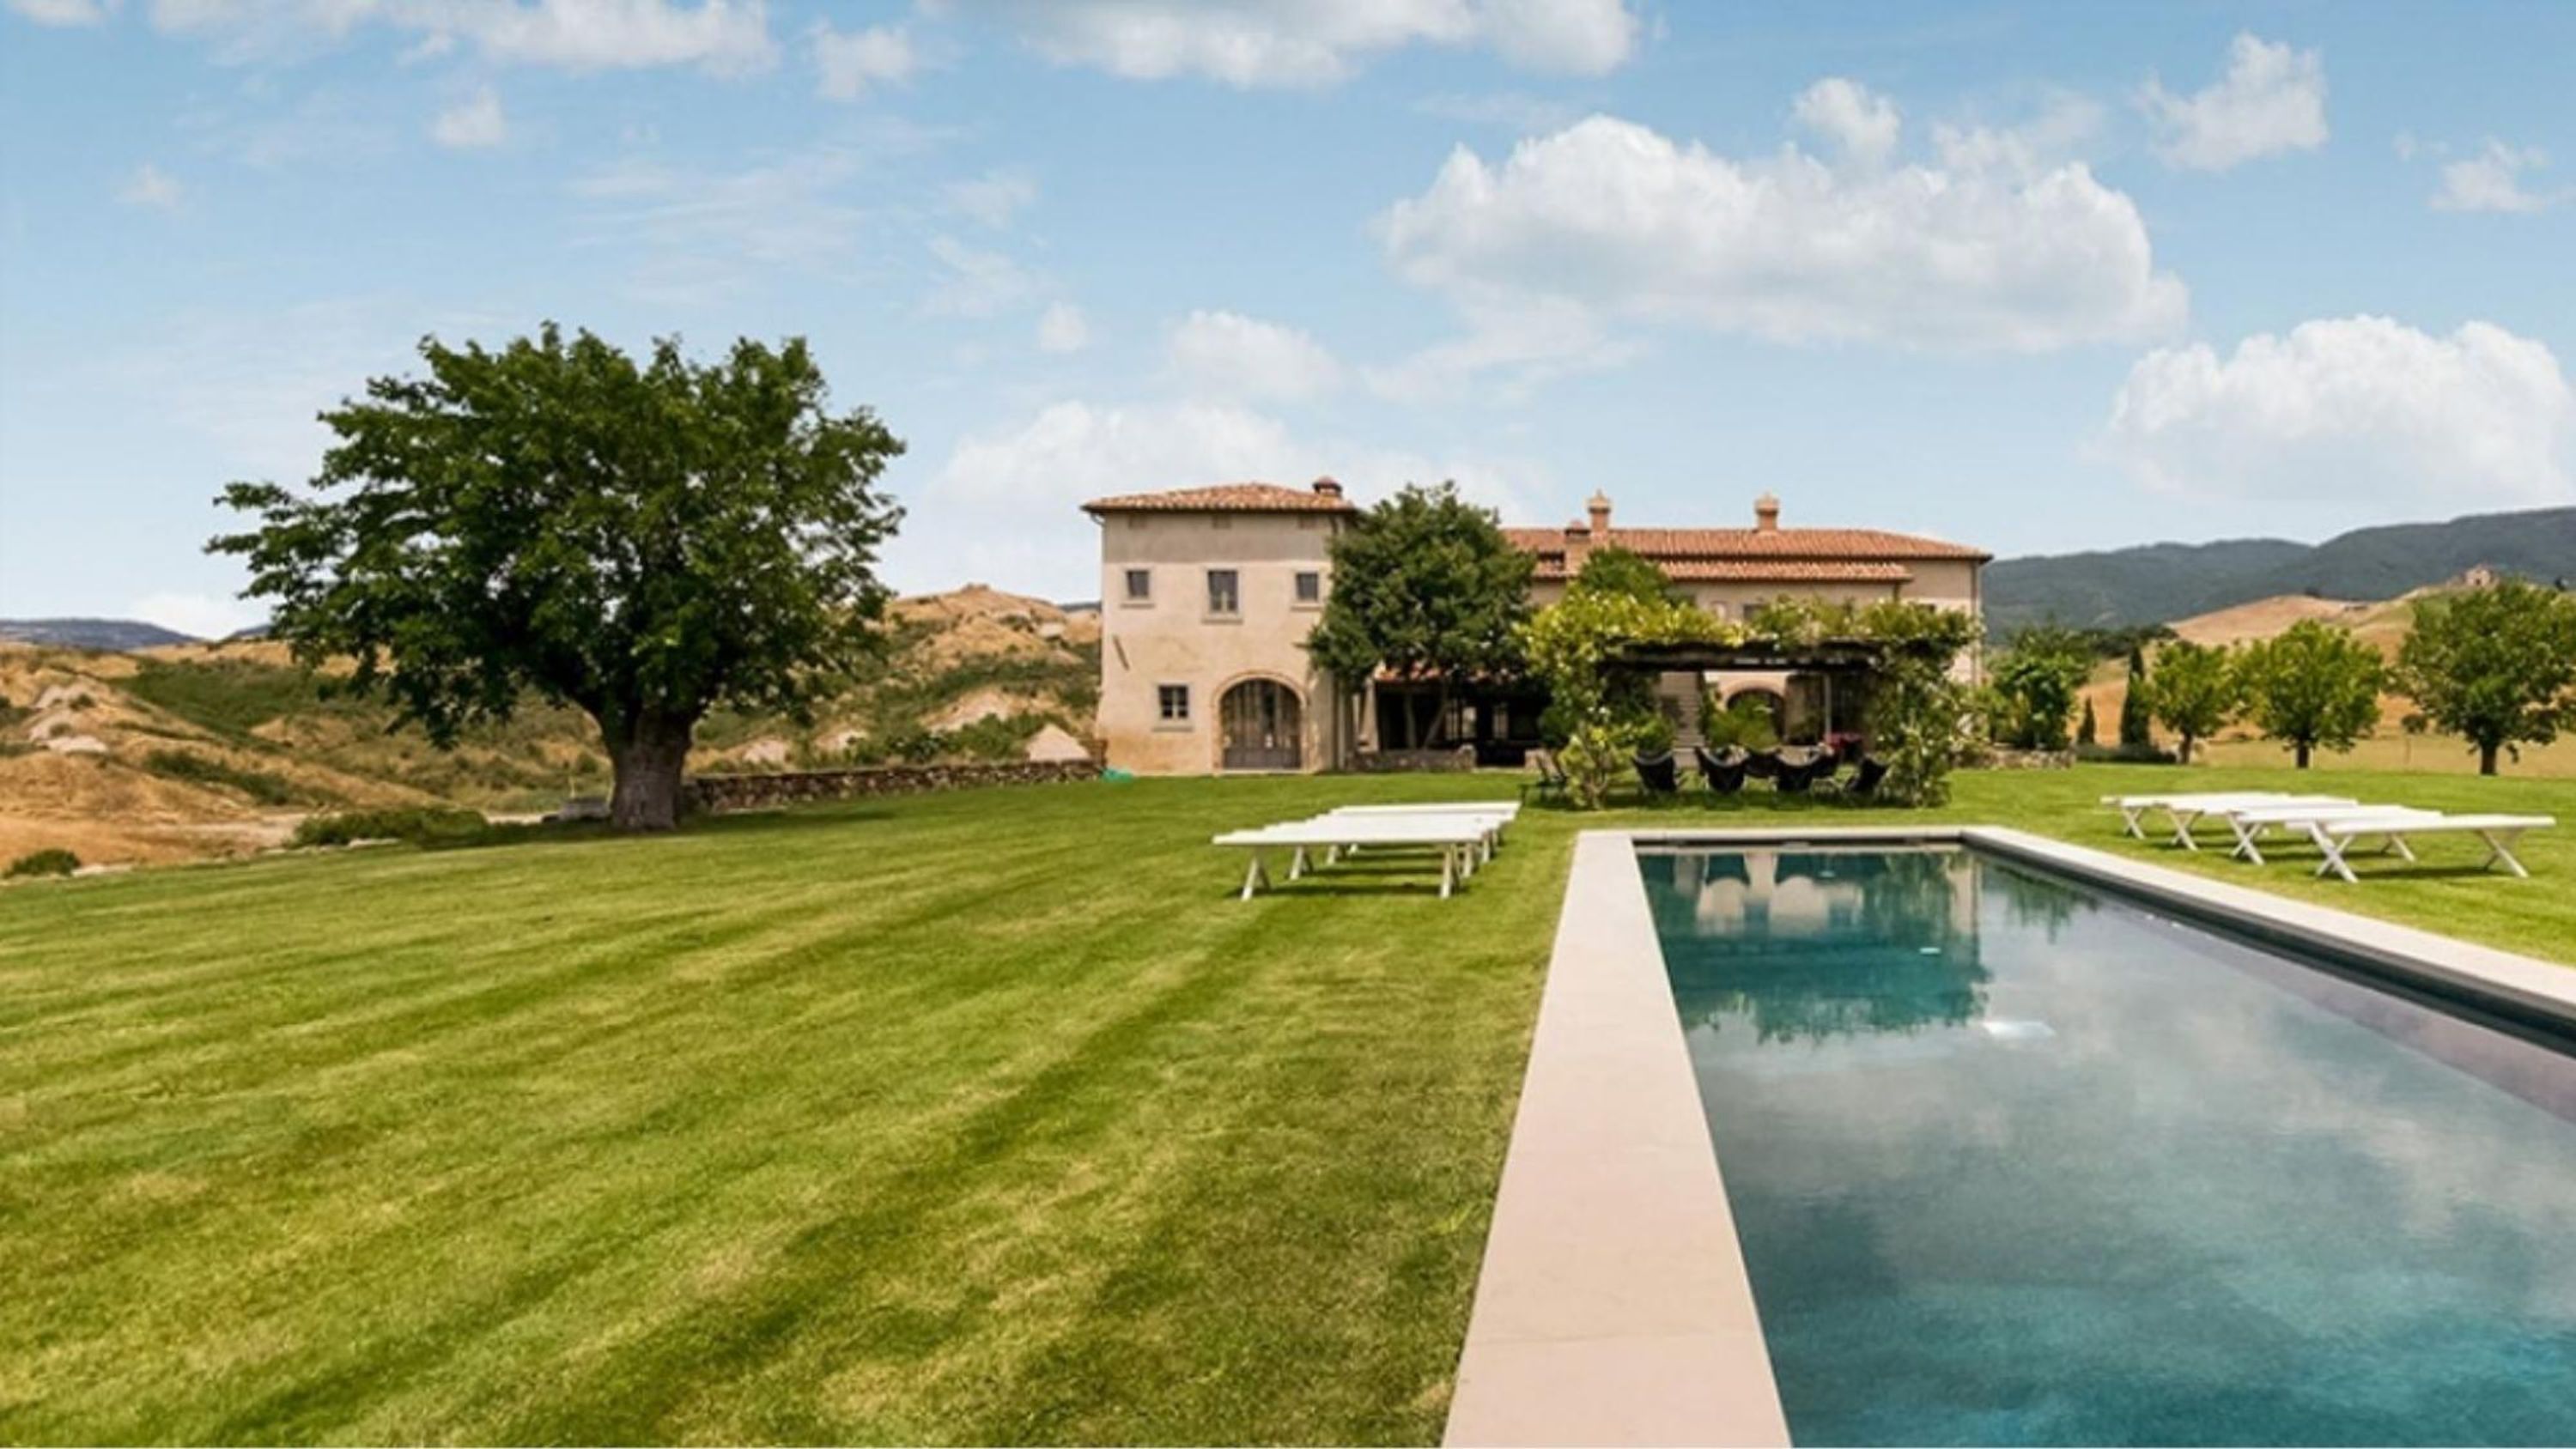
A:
2393,578,2576,775
212,326,904,830
2146,640,2240,764
2237,621,2384,769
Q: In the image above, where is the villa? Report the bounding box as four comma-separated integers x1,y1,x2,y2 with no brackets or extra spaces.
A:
1083,480,1991,775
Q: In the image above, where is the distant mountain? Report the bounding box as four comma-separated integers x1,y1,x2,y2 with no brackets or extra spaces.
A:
1985,506,2576,634
0,617,199,650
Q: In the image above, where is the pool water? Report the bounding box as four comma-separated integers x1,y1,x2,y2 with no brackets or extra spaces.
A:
1640,846,2576,1446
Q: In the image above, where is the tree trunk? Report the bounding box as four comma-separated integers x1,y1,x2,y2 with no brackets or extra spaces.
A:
603,710,696,831
2479,742,2500,776
2178,733,2196,766
2294,742,2312,770
1404,691,1425,750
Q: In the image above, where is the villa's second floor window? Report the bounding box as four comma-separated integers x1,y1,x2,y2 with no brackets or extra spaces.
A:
1157,684,1190,722
1124,567,1151,602
1294,570,1321,604
1206,569,1240,615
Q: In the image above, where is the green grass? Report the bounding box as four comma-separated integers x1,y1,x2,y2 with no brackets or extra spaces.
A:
2,764,2570,1444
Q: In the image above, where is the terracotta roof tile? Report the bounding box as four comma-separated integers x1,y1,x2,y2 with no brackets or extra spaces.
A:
1531,558,1918,583
1504,525,1989,563
1081,482,1357,515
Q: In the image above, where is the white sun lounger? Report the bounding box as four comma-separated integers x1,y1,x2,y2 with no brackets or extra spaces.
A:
1212,816,1493,900
1315,803,1518,852
2103,792,2355,849
2212,802,2437,864
2297,812,2557,883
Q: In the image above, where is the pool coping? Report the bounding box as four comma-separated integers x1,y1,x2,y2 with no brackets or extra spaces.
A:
1440,824,2576,1446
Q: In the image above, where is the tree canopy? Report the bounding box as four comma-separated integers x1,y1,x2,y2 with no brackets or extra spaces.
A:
2236,621,2384,768
1569,545,1684,605
2392,579,2576,775
2146,640,2241,764
211,325,904,830
1303,482,1532,749
1987,625,2094,750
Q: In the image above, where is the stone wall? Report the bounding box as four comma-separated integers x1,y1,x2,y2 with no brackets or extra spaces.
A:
684,761,1101,813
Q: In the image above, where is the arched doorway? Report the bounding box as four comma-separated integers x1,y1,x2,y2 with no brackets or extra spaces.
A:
1219,678,1303,772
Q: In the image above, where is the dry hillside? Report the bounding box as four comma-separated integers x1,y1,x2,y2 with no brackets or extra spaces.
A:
0,586,1102,868
2075,576,2576,775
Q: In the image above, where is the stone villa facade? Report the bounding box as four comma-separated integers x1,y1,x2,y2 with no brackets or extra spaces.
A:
1082,480,1988,775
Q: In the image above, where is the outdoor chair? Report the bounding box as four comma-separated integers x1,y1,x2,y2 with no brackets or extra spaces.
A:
1776,749,1835,794
1632,750,1680,797
1831,755,1890,800
1523,749,1570,804
1742,749,1783,783
1693,745,1747,795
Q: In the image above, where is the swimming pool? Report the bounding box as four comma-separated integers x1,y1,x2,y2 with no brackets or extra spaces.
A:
1641,845,2576,1446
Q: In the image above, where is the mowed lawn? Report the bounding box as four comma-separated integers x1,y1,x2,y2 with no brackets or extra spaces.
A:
3,764,2572,1445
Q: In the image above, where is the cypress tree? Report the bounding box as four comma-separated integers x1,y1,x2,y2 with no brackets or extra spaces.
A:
2119,646,2154,748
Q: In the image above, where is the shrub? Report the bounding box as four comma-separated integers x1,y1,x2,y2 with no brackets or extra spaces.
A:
141,749,301,805
2075,742,2178,764
1698,693,1780,752
293,807,490,849
6,848,80,879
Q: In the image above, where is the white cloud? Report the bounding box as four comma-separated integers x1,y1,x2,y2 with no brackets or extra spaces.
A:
2139,33,2327,172
958,0,1638,88
131,591,264,640
944,168,1036,227
812,19,914,100
7,0,114,24
1376,111,2185,360
910,397,1543,597
117,161,184,209
923,235,1042,317
2430,139,2556,214
2104,316,2575,507
1169,309,1342,400
1792,76,1899,165
141,0,776,75
429,84,507,148
1036,301,1090,353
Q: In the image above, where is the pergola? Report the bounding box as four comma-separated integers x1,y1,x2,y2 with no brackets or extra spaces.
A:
1601,636,1891,741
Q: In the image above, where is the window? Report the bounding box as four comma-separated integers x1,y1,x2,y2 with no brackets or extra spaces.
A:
1294,570,1322,604
1157,684,1191,723
1123,567,1151,603
1206,569,1240,615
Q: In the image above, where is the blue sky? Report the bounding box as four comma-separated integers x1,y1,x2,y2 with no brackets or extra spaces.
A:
3,0,2571,634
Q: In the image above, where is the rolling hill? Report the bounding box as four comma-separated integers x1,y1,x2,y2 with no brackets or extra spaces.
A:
0,618,200,650
0,586,1101,866
1985,506,2576,634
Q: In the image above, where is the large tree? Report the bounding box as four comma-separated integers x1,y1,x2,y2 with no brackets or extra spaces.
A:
2237,621,2384,769
2393,578,2576,775
1988,625,2094,749
212,326,904,830
2146,640,2240,764
1304,482,1532,749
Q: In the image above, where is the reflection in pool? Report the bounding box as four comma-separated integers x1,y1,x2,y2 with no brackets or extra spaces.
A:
1641,846,2576,1446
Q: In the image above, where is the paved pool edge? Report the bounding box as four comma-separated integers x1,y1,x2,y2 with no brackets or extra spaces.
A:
1443,824,2575,1446
1442,830,1792,1448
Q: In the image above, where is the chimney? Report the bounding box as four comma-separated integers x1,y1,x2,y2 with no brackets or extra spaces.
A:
1310,476,1343,500
1754,492,1780,533
1562,519,1592,572
1586,490,1613,542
